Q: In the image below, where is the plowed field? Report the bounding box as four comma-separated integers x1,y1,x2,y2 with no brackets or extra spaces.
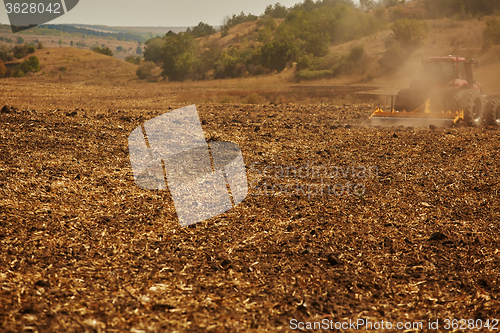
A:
1,82,499,332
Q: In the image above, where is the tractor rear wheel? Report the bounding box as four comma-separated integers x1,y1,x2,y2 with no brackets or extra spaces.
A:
395,88,424,112
484,98,500,126
454,90,484,126
394,88,412,112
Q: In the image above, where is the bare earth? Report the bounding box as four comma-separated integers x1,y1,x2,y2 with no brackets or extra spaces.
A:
0,81,499,332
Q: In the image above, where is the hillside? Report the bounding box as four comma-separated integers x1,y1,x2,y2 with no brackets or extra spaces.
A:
4,47,138,85
2,14,500,97
199,19,285,49
0,26,141,61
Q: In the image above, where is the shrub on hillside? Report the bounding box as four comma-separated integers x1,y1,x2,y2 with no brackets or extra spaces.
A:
214,50,248,79
27,56,40,72
12,44,36,59
0,45,13,63
296,53,319,71
320,45,366,76
391,19,428,49
92,46,113,56
136,62,156,79
12,56,41,77
11,68,24,77
483,18,500,45
378,44,406,72
347,45,364,64
126,55,141,65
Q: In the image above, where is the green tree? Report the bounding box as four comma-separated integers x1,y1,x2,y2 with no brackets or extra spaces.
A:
193,41,222,79
258,27,274,43
116,45,124,52
28,56,40,72
264,3,289,18
58,39,63,47
214,48,247,79
143,37,164,64
0,45,13,62
187,22,216,37
391,19,428,49
160,32,198,81
70,41,73,47
16,36,24,44
136,45,143,55
304,33,330,57
37,42,44,49
260,40,298,72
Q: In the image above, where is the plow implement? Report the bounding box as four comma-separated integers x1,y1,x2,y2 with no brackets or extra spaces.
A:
369,98,464,127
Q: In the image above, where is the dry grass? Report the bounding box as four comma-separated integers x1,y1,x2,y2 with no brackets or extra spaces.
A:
5,47,138,85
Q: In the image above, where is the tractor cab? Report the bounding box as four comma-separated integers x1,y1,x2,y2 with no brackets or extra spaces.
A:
416,56,480,92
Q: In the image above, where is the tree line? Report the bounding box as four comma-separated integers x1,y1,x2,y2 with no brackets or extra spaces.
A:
39,25,146,42
139,0,386,81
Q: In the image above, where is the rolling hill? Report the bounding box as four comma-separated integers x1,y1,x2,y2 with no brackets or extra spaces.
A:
2,13,500,96
4,47,138,85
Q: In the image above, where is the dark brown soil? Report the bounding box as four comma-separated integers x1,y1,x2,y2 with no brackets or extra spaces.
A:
0,82,499,332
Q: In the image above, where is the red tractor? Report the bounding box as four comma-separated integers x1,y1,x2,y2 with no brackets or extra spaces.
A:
371,56,500,126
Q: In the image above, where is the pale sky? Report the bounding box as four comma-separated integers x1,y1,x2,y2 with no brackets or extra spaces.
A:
1,0,310,27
